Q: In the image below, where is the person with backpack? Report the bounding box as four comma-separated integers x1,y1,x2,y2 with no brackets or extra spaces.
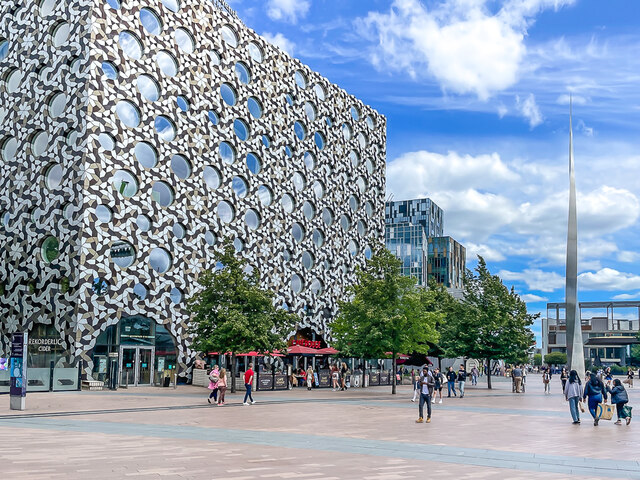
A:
564,369,582,424
583,372,608,426
607,379,632,425
207,365,220,404
542,368,551,394
446,366,457,397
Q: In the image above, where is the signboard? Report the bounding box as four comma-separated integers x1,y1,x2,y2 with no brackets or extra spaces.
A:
157,358,165,372
10,332,28,410
380,372,389,385
369,372,380,385
258,376,273,390
318,370,331,387
274,374,288,390
291,339,321,349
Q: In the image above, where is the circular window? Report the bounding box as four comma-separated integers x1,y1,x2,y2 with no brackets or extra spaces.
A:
294,121,306,141
156,50,178,76
175,28,195,53
246,153,261,174
31,130,49,156
285,145,292,157
209,50,221,66
350,106,360,121
356,176,367,193
310,279,323,295
247,97,262,118
365,201,374,218
262,135,271,148
139,8,162,36
303,151,316,170
39,0,57,15
101,61,118,80
204,231,216,246
312,180,325,199
314,132,325,150
2,211,11,228
161,0,180,12
292,172,306,191
172,222,186,239
234,119,249,141
322,207,334,226
44,163,63,190
349,150,360,168
245,209,261,230
118,30,143,59
291,274,304,293
325,115,333,127
95,205,112,223
235,62,250,84
248,42,263,62
303,201,315,220
154,115,176,141
357,220,367,236
151,181,174,207
365,158,374,174
48,92,67,118
133,283,147,300
232,176,248,198
366,115,376,129
304,102,316,121
294,70,307,89
176,95,189,111
234,238,244,252
136,214,151,231
204,165,221,189
51,21,70,47
258,185,273,206
1,136,17,162
217,200,234,223
342,123,352,141
97,133,115,151
220,83,236,106
357,132,368,149
0,39,7,61
284,93,294,107
171,154,191,179
314,83,326,101
302,251,315,270
111,240,136,268
312,229,325,247
219,141,236,164
149,247,172,273
221,25,238,47
115,100,141,128
349,195,360,211
281,193,295,213
340,214,351,231
282,249,292,262
136,74,160,102
91,278,110,296
170,287,183,304
208,110,219,126
4,69,22,94
292,223,305,243
134,142,158,168
41,236,60,263
364,245,373,259
348,239,359,256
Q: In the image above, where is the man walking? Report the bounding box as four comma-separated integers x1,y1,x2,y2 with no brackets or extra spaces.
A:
513,365,523,393
243,363,256,405
446,366,457,397
416,365,435,424
457,364,467,398
471,366,479,386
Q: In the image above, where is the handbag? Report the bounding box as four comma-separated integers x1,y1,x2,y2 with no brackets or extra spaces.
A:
622,405,633,418
596,402,615,420
578,401,586,413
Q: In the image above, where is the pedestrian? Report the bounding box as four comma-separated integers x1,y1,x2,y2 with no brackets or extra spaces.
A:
604,367,613,388
411,369,421,402
512,365,523,393
522,365,527,385
543,368,551,394
627,368,634,388
446,366,457,397
471,366,479,386
331,364,340,391
457,364,467,398
564,369,582,424
607,378,632,425
243,363,255,405
415,365,434,424
583,372,607,426
340,362,348,391
217,368,227,406
560,367,568,391
306,366,313,390
207,365,219,404
432,367,444,404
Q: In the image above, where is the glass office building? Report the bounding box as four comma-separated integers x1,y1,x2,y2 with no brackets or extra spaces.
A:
426,236,466,290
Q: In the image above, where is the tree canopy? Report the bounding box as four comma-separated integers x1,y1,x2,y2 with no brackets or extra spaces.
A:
544,352,568,366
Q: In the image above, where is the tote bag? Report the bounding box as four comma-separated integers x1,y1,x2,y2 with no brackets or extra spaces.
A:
596,402,615,420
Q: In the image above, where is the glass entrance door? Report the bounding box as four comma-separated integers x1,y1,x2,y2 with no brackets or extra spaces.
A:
119,346,155,386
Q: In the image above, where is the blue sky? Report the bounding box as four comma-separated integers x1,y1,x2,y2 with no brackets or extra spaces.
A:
228,0,640,343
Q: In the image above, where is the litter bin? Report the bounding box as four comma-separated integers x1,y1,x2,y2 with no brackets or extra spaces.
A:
163,376,171,387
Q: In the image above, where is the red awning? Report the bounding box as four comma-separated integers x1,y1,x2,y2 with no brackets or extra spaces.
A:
316,347,339,355
209,351,284,357
384,352,411,360
287,345,318,355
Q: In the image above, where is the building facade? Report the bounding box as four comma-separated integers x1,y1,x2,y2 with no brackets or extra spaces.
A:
0,0,386,388
425,236,466,291
542,301,640,366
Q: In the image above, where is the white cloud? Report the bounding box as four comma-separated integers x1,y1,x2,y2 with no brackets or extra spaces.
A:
498,268,565,292
357,0,575,99
612,293,640,300
266,0,310,24
261,32,295,55
465,242,506,262
617,251,640,263
579,268,640,291
557,94,587,105
577,119,594,136
520,294,549,303
516,93,543,127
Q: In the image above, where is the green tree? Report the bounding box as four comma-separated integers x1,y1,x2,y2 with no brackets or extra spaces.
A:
330,247,440,394
439,257,537,389
187,241,297,392
544,352,568,366
533,353,543,366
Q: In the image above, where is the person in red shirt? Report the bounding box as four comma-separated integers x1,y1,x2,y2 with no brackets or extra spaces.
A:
243,363,255,405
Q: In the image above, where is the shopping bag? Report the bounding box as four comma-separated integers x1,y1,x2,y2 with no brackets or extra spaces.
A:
622,405,633,418
597,402,615,420
623,379,630,385
578,401,586,413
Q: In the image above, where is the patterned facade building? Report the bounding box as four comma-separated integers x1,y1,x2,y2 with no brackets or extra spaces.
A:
0,0,386,386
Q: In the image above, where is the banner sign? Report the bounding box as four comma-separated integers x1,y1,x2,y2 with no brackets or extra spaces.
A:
274,374,288,390
10,332,28,397
318,371,331,387
258,376,273,390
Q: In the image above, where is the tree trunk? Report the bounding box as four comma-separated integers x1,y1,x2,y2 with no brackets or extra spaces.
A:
361,357,366,388
487,359,492,389
438,357,442,371
231,352,237,393
392,353,397,395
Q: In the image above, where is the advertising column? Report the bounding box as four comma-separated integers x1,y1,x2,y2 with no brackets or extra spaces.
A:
10,332,28,410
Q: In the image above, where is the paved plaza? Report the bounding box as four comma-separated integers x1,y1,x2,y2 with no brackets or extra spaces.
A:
1,375,639,479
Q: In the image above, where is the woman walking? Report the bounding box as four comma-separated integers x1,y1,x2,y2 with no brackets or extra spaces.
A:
207,365,220,404
564,370,582,424
542,368,552,394
627,368,634,388
340,362,348,391
412,369,421,402
306,366,313,390
560,368,568,392
217,368,227,406
607,379,631,425
583,373,608,426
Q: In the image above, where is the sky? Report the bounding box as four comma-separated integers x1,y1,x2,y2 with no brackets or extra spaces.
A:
227,0,640,343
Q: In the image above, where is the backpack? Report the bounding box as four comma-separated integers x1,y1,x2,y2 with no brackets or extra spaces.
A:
209,372,219,383
543,372,550,383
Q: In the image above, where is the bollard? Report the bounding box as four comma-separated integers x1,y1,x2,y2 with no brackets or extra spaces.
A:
173,373,177,389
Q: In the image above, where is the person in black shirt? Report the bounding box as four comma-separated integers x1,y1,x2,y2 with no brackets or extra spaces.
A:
432,367,444,404
457,364,467,398
446,366,457,397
